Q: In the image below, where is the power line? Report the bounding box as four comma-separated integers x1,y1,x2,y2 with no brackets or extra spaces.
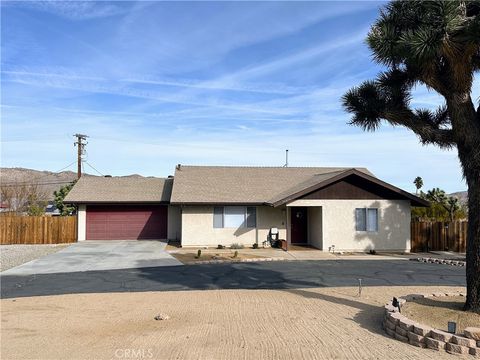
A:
0,180,76,188
0,161,77,186
84,161,104,176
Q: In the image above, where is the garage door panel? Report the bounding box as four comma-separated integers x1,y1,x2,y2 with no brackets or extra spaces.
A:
86,205,167,240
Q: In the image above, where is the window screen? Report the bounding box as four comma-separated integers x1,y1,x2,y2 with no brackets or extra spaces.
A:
355,208,366,231
224,206,246,228
213,207,224,228
366,208,378,231
246,207,257,228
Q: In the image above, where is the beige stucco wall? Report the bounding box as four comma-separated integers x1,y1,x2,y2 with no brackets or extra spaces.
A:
288,199,411,252
181,205,287,247
307,207,323,249
168,206,181,240
77,204,86,241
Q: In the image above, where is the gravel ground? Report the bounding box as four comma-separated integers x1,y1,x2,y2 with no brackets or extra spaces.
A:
1,285,466,360
0,244,70,272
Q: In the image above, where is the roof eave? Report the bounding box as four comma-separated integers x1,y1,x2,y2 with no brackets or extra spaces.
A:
269,169,429,207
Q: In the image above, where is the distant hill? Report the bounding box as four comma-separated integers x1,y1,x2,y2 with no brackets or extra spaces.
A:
0,167,154,200
449,191,468,204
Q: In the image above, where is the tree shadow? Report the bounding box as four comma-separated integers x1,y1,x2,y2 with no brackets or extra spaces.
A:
283,288,389,337
0,259,465,299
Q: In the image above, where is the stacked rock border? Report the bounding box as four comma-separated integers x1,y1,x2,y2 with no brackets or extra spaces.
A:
383,292,480,356
410,257,466,267
191,257,288,265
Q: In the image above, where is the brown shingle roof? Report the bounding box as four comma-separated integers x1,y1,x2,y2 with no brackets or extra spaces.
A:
64,176,172,203
170,166,373,204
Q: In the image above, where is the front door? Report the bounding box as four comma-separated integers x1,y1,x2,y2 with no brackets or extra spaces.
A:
291,207,308,244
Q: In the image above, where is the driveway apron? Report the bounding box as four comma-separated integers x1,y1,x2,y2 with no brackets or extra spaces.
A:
0,240,182,275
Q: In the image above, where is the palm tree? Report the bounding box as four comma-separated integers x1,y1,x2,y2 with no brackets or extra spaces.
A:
413,176,423,195
342,1,480,312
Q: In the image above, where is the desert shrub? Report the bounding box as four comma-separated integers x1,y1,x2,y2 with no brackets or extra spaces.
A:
230,243,244,249
217,244,225,249
233,250,238,258
195,249,202,259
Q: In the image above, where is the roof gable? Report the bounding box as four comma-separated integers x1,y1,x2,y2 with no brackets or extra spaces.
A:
269,169,428,207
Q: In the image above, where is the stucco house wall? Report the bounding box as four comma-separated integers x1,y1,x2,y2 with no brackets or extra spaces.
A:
288,199,411,252
307,207,323,249
180,205,287,247
77,204,87,241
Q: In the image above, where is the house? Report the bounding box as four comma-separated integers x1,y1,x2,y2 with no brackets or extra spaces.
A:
64,165,428,252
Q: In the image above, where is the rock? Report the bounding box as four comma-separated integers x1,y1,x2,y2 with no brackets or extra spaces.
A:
464,327,480,341
413,324,432,337
425,337,446,350
452,334,476,347
398,318,416,331
409,340,426,348
407,332,424,343
395,332,409,343
154,314,170,321
446,343,470,355
430,329,453,343
396,326,408,337
385,327,396,338
469,347,480,357
384,319,397,331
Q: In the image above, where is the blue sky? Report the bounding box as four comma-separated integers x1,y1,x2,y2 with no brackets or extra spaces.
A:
2,1,477,193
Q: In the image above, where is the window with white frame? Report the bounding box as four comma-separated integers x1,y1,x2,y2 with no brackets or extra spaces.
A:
213,206,256,228
355,208,378,232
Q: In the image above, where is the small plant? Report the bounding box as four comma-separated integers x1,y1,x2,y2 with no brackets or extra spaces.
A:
369,249,377,255
217,244,225,249
233,250,238,258
230,243,244,249
195,249,202,259
252,243,258,249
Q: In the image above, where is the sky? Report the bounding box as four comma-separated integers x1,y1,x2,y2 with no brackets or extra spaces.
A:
1,1,478,193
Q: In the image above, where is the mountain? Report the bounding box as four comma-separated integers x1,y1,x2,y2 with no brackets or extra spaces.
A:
0,167,155,200
449,191,468,204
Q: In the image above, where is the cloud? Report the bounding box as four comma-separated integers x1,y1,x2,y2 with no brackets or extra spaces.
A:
4,1,130,20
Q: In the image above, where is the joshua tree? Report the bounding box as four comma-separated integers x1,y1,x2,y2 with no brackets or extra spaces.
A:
413,176,423,194
342,1,480,312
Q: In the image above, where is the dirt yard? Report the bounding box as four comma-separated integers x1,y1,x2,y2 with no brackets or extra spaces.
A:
402,296,480,333
1,286,467,360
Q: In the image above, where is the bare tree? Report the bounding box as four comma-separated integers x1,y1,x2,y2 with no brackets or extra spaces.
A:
0,177,49,215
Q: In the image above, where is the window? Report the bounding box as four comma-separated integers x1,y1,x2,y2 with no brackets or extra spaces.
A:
355,208,378,232
212,206,257,228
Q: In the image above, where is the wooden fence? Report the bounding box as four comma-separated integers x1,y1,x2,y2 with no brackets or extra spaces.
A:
411,221,468,253
0,215,77,244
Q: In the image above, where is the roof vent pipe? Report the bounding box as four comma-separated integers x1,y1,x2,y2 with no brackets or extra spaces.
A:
284,150,289,167
176,164,181,170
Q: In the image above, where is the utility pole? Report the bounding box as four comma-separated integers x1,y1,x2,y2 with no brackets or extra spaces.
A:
284,149,289,167
74,134,88,179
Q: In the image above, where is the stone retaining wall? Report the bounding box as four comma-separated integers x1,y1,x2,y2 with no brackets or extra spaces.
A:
383,292,480,356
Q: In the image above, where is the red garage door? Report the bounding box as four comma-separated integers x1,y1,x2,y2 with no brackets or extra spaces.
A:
86,205,167,240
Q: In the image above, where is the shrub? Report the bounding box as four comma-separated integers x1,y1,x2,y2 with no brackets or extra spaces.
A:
369,249,376,255
195,249,202,259
230,243,244,249
233,250,238,258
217,244,225,249
252,243,258,249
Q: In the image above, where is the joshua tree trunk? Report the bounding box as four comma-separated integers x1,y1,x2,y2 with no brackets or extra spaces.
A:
448,94,480,313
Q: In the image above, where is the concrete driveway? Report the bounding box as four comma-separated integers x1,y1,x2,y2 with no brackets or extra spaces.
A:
1,240,182,275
